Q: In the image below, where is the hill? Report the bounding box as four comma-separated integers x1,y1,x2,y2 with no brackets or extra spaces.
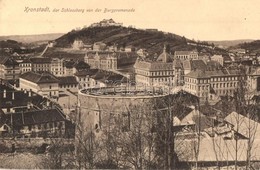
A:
208,39,254,49
55,26,229,55
231,40,260,53
0,33,64,43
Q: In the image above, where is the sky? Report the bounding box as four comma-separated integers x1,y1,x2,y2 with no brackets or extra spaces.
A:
1,0,260,41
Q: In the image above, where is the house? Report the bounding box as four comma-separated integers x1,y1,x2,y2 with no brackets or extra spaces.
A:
175,136,260,168
58,76,78,93
3,109,71,138
0,55,20,81
30,57,51,72
134,46,175,86
74,69,99,89
64,60,75,76
50,58,65,76
174,50,199,60
224,111,260,139
19,72,60,98
184,66,242,101
182,59,207,75
19,58,32,74
211,55,224,66
84,52,117,70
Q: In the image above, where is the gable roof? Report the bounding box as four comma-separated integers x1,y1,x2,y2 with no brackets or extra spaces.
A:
5,109,66,127
20,72,60,84
29,57,51,64
58,76,78,85
224,111,260,138
156,48,173,63
0,55,19,66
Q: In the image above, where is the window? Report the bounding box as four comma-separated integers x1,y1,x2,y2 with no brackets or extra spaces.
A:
49,85,52,89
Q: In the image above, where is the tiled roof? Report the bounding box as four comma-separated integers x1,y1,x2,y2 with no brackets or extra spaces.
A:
21,58,32,63
191,60,207,70
58,76,78,85
0,85,47,109
74,61,90,70
64,60,75,68
173,59,183,68
225,111,260,138
175,137,260,162
182,60,207,71
74,69,99,77
0,55,19,66
86,51,117,60
134,59,173,71
91,71,107,80
5,109,66,127
185,70,225,78
30,57,51,64
156,49,173,63
20,72,60,84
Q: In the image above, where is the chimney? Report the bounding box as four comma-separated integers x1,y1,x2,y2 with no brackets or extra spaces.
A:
27,102,31,109
3,90,6,98
12,92,15,100
46,100,50,107
28,89,32,97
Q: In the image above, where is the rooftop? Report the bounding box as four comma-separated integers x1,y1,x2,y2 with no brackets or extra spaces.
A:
58,76,78,85
3,109,66,127
29,57,51,64
20,72,60,84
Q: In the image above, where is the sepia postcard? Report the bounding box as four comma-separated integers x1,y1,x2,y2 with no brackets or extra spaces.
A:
1,0,260,169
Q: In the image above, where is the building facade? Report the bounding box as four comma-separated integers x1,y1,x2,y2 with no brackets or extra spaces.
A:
134,48,176,86
0,55,20,80
51,58,65,76
211,55,224,66
184,69,242,101
19,59,32,74
84,52,117,70
30,57,51,72
174,50,199,60
19,72,60,98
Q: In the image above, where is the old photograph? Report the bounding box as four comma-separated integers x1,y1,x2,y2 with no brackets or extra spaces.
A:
1,0,260,169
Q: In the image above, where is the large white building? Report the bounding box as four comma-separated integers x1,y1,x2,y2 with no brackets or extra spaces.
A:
84,52,117,71
51,58,65,76
19,72,60,98
174,50,199,60
134,47,177,86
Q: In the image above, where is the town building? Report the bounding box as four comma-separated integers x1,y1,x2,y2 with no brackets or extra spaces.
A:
174,50,199,60
64,60,75,76
51,58,65,76
30,57,51,72
58,76,78,93
184,67,242,101
134,47,176,86
19,58,32,74
0,55,20,81
3,109,67,138
74,69,99,89
90,19,123,27
198,53,210,63
211,55,224,66
182,59,207,75
19,72,60,98
84,52,117,70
